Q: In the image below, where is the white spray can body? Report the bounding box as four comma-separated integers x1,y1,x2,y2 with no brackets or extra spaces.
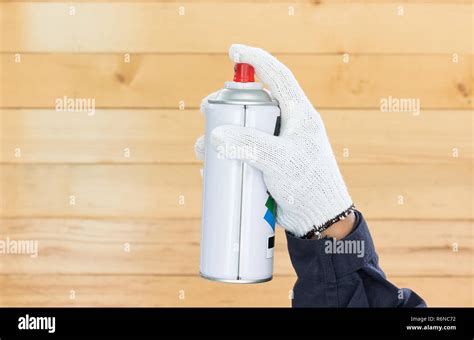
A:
200,64,281,283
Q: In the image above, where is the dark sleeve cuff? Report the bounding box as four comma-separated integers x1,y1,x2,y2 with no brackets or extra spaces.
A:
285,210,380,283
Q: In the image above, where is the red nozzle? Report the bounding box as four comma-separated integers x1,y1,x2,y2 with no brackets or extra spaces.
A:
233,63,255,82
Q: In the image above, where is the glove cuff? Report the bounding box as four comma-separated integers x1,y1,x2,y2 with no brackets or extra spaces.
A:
300,204,356,239
277,180,354,238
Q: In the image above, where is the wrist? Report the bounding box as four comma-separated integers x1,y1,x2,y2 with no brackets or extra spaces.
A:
318,211,356,240
298,204,355,240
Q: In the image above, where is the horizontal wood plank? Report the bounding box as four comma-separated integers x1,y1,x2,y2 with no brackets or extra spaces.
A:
1,54,471,109
0,3,471,53
0,109,472,164
0,274,471,307
0,109,205,164
0,164,472,219
0,218,472,276
1,0,471,3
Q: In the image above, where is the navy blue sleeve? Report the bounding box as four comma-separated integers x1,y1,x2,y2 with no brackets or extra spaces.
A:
286,210,427,308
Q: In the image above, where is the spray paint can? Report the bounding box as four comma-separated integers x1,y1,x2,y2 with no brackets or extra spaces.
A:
200,63,281,283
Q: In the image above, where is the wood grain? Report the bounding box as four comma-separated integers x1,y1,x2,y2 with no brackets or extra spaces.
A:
1,109,472,164
1,0,471,3
0,3,471,53
0,218,471,276
0,274,471,307
0,0,472,309
0,164,472,219
1,54,471,109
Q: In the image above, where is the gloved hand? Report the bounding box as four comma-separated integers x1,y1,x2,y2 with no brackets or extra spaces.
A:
195,44,353,238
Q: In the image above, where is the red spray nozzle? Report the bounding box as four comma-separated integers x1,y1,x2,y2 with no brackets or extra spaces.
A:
233,63,255,83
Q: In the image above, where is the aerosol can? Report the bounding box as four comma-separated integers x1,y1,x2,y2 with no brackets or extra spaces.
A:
200,63,281,283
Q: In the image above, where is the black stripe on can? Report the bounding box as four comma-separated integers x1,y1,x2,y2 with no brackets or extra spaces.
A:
268,235,275,249
273,116,281,136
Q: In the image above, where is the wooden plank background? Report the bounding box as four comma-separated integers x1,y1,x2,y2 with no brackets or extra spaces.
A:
1,54,472,109
0,218,471,276
0,0,472,307
0,164,472,219
1,109,472,163
0,3,471,53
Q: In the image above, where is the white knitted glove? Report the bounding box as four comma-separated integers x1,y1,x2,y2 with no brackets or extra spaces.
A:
195,44,353,238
